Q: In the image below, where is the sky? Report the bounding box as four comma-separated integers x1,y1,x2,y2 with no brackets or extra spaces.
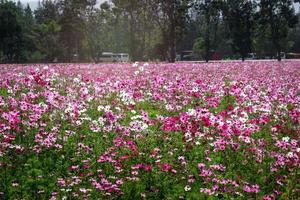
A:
15,0,106,10
14,0,300,12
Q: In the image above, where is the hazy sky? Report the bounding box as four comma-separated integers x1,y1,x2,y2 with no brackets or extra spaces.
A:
15,0,300,12
15,0,106,10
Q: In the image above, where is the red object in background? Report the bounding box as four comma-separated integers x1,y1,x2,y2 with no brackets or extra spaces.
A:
211,52,221,60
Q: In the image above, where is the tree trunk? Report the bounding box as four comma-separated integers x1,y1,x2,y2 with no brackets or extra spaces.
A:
205,11,210,63
277,50,282,61
169,2,176,63
169,28,176,63
129,13,136,62
274,39,281,62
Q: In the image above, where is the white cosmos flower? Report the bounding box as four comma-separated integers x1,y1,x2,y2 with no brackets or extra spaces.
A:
282,136,290,142
133,62,139,67
104,105,111,112
287,152,294,158
43,65,49,70
97,105,104,111
187,109,196,116
192,86,199,92
138,66,144,72
184,185,191,192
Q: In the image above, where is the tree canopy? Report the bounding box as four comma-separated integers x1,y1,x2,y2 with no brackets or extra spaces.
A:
0,0,299,63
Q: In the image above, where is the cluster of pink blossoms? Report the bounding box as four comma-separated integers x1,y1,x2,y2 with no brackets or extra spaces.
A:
0,61,299,199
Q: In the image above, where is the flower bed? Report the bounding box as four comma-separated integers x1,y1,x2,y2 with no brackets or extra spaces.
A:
0,62,299,199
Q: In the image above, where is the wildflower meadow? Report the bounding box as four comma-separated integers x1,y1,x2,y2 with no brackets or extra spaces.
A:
0,61,299,199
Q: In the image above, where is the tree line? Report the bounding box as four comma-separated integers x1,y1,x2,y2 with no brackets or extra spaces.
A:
0,0,300,63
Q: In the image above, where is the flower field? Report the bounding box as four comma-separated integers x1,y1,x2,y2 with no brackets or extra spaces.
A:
0,61,299,200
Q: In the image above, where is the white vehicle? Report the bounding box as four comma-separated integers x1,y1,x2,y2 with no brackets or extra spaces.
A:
245,53,257,60
99,52,130,62
99,52,114,62
113,53,130,62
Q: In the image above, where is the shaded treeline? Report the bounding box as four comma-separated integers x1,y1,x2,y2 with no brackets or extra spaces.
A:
0,0,300,63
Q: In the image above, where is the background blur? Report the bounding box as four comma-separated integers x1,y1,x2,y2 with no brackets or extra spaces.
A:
1,0,300,63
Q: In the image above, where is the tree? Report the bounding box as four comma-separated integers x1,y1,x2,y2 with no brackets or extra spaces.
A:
177,13,199,56
149,0,191,62
222,0,257,61
35,0,60,24
193,36,205,58
58,0,96,62
19,4,38,61
288,13,300,53
34,0,61,62
260,0,300,61
84,1,136,62
195,0,222,62
112,0,165,61
253,24,275,59
0,1,23,63
112,0,152,61
85,2,113,62
35,20,61,62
